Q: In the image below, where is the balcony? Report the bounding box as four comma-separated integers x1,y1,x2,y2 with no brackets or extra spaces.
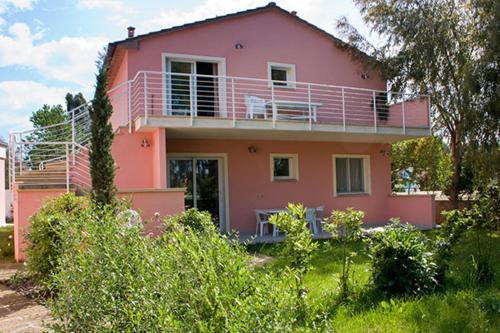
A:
108,71,430,142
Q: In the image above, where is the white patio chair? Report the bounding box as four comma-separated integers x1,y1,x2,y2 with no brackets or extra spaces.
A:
245,95,267,119
315,206,324,232
305,208,318,235
255,210,275,237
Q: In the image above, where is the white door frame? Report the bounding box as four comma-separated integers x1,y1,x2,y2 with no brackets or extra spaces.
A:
167,153,230,233
162,53,227,117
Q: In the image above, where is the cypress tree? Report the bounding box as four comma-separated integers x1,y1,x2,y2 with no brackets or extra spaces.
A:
89,53,116,205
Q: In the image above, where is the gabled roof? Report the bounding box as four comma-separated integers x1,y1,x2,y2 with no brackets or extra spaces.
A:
106,2,376,68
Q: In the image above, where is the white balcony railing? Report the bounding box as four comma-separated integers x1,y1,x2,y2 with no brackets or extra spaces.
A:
8,104,91,193
108,71,431,133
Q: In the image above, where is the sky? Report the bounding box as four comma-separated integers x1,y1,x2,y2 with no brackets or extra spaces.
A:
0,0,374,139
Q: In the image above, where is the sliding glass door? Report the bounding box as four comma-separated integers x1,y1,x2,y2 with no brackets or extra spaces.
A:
168,157,225,231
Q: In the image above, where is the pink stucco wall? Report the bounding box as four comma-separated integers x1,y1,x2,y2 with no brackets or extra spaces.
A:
167,138,393,233
13,187,66,262
112,128,167,189
387,195,436,228
167,138,436,233
124,9,385,91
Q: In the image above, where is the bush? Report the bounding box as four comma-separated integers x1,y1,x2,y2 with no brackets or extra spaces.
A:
50,207,310,332
167,207,214,232
368,220,438,295
269,203,317,273
434,209,472,284
25,193,88,288
323,208,364,301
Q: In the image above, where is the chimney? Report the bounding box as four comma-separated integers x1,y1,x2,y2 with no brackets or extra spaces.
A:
127,26,135,38
291,11,297,16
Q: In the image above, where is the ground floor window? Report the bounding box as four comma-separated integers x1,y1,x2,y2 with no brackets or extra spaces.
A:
333,155,370,195
270,153,299,181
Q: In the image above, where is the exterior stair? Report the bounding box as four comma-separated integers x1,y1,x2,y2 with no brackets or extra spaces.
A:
16,161,71,190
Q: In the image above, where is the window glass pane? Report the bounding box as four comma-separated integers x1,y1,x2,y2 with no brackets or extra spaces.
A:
349,158,364,192
271,68,288,86
168,159,193,209
336,158,348,193
274,158,290,177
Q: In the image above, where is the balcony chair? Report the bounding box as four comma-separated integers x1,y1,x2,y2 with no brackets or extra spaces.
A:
245,95,267,119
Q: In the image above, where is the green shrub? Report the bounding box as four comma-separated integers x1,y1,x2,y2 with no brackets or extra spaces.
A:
50,207,310,332
25,193,88,287
434,209,472,284
323,208,364,301
368,220,438,295
269,203,317,273
167,207,214,232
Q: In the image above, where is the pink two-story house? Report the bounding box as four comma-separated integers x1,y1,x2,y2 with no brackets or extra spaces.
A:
10,3,435,261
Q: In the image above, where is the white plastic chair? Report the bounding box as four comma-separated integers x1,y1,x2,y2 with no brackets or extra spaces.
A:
315,206,325,233
255,210,276,237
305,208,318,235
245,95,267,119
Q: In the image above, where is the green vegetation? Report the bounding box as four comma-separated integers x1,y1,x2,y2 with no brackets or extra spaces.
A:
249,231,500,332
337,0,500,206
0,226,14,261
89,51,116,206
323,208,364,301
25,194,88,291
391,136,453,192
49,206,312,332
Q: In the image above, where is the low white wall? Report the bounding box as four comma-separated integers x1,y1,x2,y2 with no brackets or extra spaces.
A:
5,189,12,219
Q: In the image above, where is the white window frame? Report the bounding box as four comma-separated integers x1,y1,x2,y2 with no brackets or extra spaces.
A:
270,153,299,181
267,62,296,89
332,154,371,196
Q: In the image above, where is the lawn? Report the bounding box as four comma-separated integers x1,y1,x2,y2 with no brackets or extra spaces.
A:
0,226,15,262
248,231,500,332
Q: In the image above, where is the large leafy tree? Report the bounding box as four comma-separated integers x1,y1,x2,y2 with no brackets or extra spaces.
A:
89,52,116,205
24,93,88,169
338,0,499,207
462,0,500,189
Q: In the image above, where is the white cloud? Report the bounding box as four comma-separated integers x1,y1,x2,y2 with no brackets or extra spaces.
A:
0,23,106,86
0,80,70,132
77,0,125,11
0,0,37,11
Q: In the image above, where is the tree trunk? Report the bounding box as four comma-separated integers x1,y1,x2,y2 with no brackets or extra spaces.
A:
449,132,461,209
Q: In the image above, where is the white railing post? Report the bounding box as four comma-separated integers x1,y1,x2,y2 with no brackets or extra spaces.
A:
307,83,312,130
342,87,346,131
271,82,276,129
143,72,148,123
402,97,406,135
71,108,76,166
128,81,132,133
19,143,23,176
65,143,70,193
231,78,236,127
372,91,377,132
190,74,194,126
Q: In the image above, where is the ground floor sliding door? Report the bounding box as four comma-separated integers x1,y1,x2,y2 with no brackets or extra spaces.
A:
167,155,227,232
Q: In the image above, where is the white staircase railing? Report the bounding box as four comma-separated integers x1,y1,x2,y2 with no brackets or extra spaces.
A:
9,102,92,193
